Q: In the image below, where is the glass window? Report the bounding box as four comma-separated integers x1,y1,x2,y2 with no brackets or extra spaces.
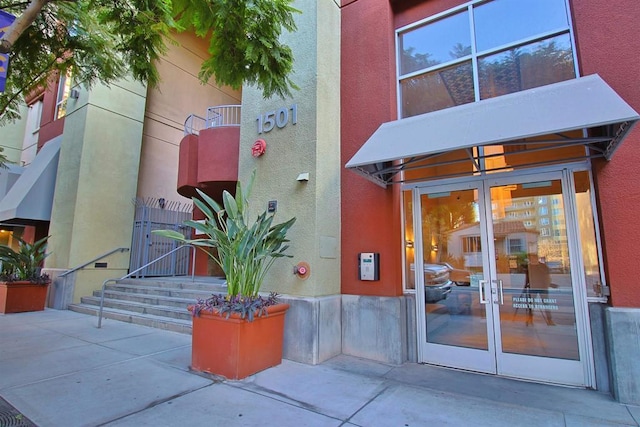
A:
401,61,474,117
573,171,605,299
463,236,482,253
397,0,575,118
400,10,471,75
55,69,72,120
404,190,416,290
478,34,575,100
509,238,523,253
474,0,570,52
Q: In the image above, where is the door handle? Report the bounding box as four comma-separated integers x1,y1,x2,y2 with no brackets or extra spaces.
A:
479,279,488,304
494,279,504,305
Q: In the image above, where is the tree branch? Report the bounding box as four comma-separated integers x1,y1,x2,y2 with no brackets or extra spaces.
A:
0,0,50,54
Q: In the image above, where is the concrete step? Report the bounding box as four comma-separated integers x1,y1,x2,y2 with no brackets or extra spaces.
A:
68,277,231,335
67,303,193,334
96,289,198,309
79,296,193,321
116,277,227,291
104,283,223,300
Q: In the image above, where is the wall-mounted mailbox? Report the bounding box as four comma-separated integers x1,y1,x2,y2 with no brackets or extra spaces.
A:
358,252,379,281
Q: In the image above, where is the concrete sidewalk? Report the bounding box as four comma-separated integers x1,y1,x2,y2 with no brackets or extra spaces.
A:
1,310,638,427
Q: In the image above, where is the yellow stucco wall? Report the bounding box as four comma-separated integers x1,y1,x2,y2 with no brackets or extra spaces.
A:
238,0,341,297
46,31,244,303
0,105,28,165
47,78,148,302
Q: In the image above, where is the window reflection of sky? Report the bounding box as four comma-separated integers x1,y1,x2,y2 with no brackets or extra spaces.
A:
400,0,570,76
401,11,470,74
474,0,569,52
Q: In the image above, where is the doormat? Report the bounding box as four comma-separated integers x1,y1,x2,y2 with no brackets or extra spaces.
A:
0,396,37,427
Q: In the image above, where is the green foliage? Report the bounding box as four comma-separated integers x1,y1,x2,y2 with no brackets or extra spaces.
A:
154,171,296,298
0,0,299,124
0,235,50,282
174,0,299,99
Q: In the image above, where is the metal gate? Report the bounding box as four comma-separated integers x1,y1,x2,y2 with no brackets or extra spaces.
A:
130,198,193,277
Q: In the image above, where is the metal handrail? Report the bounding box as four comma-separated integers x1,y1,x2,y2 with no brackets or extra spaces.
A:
206,105,241,127
184,114,206,135
184,105,241,135
59,247,130,278
98,244,196,328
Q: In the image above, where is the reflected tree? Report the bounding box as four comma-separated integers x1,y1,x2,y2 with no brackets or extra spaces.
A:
422,200,476,263
479,39,574,99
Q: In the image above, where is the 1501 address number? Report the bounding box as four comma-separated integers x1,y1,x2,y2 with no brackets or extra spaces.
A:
257,104,297,134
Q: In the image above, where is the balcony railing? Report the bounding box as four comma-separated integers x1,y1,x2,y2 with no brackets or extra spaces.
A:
184,114,206,135
184,105,241,135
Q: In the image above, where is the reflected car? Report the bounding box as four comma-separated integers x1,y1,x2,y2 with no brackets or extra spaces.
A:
439,262,471,286
424,264,453,303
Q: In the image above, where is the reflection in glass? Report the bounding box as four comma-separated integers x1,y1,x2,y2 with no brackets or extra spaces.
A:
491,180,579,360
399,10,471,75
474,0,570,52
398,0,576,118
478,34,575,100
404,190,415,291
401,61,474,118
419,189,488,350
574,171,604,299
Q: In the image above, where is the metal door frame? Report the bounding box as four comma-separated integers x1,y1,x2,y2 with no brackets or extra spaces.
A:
410,164,595,387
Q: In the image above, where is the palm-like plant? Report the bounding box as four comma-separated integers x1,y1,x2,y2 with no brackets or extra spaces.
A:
0,235,50,282
155,171,295,303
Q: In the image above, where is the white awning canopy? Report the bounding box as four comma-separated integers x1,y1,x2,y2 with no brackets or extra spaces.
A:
346,75,640,187
0,136,61,223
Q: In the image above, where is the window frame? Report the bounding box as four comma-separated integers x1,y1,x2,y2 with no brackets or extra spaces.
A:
55,69,73,120
395,0,579,119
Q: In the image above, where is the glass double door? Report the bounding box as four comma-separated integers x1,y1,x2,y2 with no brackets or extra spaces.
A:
413,171,591,386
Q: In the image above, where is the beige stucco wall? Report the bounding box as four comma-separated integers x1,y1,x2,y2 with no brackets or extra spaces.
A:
136,32,241,205
47,77,148,302
238,0,341,297
0,105,28,165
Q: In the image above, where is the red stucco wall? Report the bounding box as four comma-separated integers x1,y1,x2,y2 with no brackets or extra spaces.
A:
177,127,239,200
341,0,402,297
572,0,640,307
340,0,469,297
37,77,64,150
342,0,640,306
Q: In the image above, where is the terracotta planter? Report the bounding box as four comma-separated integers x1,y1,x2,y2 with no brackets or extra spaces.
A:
0,281,50,314
191,303,289,379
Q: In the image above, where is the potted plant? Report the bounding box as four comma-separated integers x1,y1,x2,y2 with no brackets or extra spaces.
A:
0,235,51,314
154,171,296,379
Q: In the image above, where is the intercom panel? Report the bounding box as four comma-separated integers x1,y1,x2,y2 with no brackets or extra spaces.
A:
358,252,380,281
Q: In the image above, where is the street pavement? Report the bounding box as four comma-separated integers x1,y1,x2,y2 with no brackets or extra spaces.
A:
0,309,638,426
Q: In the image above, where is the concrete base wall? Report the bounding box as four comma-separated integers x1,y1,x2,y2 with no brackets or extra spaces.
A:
341,295,409,365
588,303,610,394
605,307,640,405
280,295,342,365
405,294,418,363
281,294,634,404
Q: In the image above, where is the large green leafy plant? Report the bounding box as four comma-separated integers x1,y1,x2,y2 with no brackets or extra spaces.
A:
0,235,50,284
0,0,299,124
154,172,295,320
